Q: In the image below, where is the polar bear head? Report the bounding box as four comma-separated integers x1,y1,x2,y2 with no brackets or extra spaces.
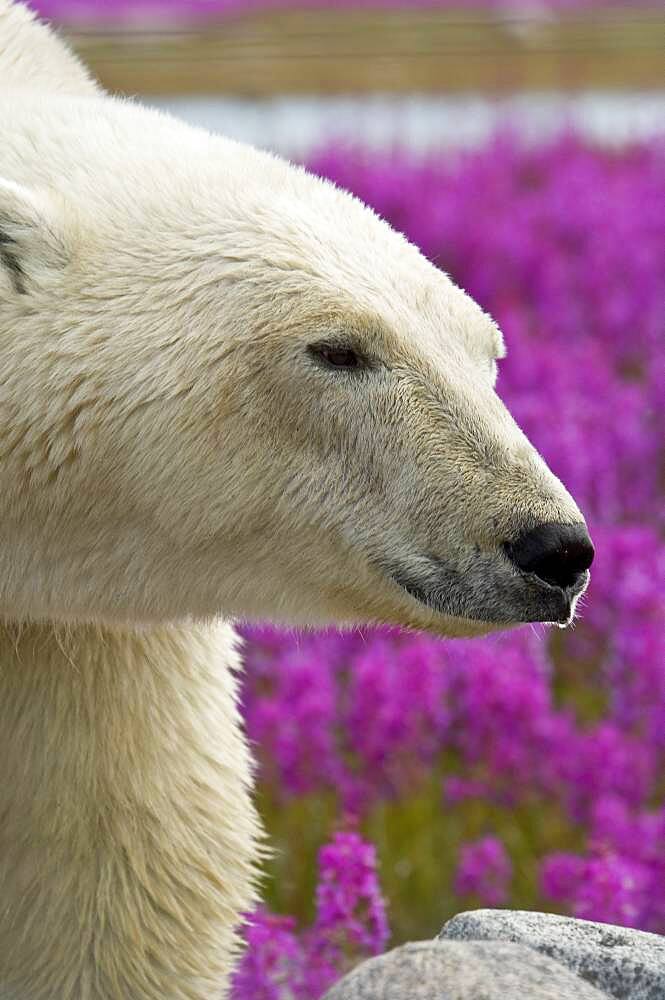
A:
0,96,593,636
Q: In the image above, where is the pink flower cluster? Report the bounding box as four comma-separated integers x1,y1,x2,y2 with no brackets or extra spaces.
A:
454,837,512,906
232,133,664,996
231,833,388,997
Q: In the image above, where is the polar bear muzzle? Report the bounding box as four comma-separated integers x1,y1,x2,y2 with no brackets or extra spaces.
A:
380,519,594,630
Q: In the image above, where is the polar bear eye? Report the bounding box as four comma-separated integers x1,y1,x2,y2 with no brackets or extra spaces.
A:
308,342,364,371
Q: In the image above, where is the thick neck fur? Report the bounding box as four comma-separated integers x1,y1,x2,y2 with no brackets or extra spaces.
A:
0,618,261,1000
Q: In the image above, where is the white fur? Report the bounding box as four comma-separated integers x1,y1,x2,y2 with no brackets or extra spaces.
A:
0,4,588,997
0,0,97,95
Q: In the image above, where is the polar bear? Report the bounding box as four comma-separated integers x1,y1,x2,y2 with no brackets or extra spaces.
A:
0,3,593,998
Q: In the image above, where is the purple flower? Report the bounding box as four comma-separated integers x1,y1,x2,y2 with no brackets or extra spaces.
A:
231,832,389,999
231,910,306,1000
454,836,512,906
315,832,390,956
541,852,587,903
572,855,651,928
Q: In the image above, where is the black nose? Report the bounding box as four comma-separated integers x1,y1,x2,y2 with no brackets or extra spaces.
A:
504,522,594,590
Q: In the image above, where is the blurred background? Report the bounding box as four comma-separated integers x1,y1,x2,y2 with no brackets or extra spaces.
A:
33,1,665,996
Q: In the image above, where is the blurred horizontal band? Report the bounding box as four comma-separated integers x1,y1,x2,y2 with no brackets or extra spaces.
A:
148,94,665,157
65,7,665,96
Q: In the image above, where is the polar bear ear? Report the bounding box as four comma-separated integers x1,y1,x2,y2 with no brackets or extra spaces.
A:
0,177,68,294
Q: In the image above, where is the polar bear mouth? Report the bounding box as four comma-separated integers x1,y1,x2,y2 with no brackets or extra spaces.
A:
384,554,589,627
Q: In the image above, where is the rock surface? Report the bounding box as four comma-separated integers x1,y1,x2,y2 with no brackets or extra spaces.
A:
323,938,608,999
441,910,665,1000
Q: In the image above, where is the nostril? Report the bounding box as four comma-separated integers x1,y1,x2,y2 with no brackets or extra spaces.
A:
504,522,595,591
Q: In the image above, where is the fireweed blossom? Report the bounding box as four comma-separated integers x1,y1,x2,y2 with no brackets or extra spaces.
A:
229,133,665,996
314,833,390,956
231,833,388,998
454,836,513,906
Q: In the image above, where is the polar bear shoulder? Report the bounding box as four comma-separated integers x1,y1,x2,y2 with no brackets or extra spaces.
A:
0,0,99,95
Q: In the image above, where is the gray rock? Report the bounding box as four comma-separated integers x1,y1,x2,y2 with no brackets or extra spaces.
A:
323,939,608,999
441,910,665,1000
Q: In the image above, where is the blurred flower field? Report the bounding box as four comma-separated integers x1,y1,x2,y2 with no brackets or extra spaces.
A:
230,133,665,997
33,0,651,24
